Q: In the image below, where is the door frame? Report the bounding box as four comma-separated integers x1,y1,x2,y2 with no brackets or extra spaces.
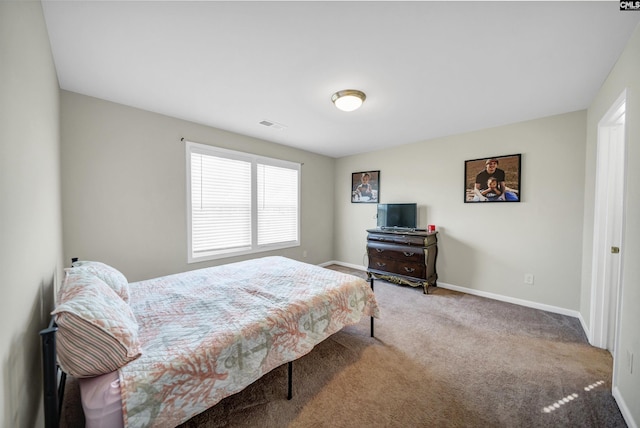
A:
589,89,627,358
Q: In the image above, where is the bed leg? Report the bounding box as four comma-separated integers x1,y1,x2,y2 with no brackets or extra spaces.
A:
58,372,67,418
287,361,293,400
370,277,375,337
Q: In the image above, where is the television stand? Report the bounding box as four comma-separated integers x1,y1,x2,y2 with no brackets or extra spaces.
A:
366,228,438,294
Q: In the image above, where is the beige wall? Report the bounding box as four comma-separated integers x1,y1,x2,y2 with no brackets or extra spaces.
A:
0,2,63,427
60,91,335,282
581,22,640,425
335,110,587,312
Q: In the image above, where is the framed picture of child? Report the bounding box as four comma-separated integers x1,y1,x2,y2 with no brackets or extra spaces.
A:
464,154,521,203
351,170,380,203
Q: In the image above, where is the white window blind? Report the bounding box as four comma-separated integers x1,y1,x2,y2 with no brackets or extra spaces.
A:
257,164,299,245
191,153,252,254
187,141,300,262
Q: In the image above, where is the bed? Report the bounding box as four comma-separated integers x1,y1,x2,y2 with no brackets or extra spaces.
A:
40,256,379,428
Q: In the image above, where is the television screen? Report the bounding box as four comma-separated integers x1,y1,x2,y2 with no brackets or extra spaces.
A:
376,203,417,229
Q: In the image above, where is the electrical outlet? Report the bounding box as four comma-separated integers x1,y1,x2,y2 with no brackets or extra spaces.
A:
302,250,308,258
524,273,534,285
628,350,634,374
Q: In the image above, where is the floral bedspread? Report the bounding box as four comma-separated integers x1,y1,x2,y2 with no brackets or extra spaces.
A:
120,256,379,427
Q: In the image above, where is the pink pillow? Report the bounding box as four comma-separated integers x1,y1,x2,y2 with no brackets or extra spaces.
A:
79,371,124,428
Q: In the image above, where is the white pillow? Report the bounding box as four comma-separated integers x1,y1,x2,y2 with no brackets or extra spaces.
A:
53,271,141,378
70,260,129,303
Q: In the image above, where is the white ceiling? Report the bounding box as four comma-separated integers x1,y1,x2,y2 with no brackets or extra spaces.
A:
42,1,640,158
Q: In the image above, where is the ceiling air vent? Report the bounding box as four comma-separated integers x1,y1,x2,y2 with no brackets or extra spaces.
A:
259,120,287,131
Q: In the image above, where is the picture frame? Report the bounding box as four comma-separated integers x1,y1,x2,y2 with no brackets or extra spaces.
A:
351,170,380,203
464,154,521,203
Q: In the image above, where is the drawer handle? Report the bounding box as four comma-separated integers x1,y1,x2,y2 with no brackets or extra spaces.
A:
404,267,415,273
376,248,384,253
403,252,415,257
376,262,386,267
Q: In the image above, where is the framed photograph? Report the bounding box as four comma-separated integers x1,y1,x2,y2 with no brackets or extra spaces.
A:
464,154,521,203
351,170,380,203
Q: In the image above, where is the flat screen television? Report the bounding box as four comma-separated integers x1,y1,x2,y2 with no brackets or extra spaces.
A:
376,203,417,229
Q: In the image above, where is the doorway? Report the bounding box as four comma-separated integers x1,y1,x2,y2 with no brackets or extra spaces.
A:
589,90,627,357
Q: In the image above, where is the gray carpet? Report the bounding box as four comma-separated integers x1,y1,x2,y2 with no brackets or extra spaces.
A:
61,266,626,427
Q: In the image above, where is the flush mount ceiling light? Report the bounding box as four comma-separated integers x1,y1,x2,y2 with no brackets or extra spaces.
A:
331,89,366,112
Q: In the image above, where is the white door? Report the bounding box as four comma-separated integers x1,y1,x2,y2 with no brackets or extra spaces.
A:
589,91,626,355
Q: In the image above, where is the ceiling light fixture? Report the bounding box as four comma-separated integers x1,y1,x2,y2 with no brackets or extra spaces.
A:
331,89,366,112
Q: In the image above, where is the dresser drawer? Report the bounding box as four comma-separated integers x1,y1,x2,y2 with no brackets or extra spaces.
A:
368,231,437,247
367,242,424,263
367,232,427,246
368,255,426,279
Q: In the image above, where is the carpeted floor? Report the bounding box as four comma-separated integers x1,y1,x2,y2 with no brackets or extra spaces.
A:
61,265,626,427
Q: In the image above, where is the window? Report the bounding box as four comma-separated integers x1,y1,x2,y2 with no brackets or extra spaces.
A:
186,141,300,262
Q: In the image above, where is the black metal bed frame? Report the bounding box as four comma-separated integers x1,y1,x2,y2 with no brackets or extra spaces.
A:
40,318,66,428
40,272,375,428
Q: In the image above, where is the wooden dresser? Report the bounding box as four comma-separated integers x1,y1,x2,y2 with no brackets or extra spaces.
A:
366,228,438,294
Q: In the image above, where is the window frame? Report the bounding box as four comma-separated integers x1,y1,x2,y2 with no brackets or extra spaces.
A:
186,141,301,263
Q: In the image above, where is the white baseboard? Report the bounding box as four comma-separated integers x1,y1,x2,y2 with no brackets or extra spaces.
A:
436,280,582,318
578,312,590,341
321,260,367,271
613,386,638,428
323,260,583,321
